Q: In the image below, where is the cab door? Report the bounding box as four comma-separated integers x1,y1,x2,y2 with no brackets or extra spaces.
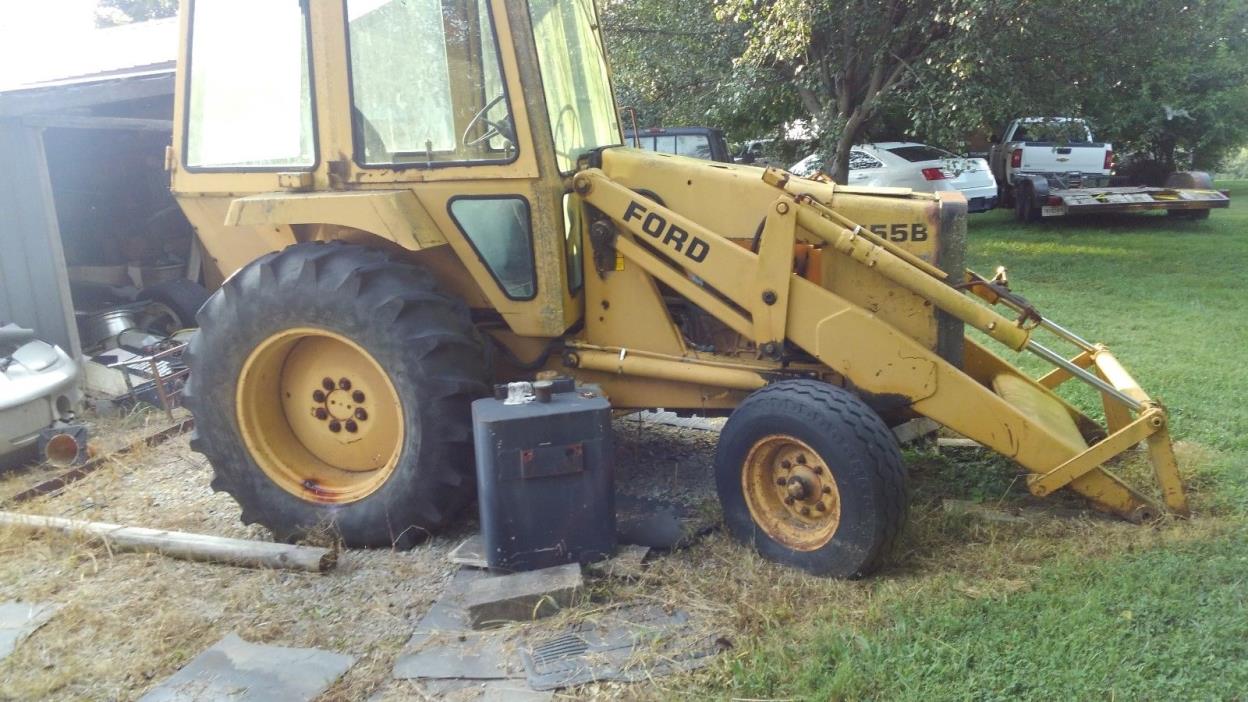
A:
326,0,578,338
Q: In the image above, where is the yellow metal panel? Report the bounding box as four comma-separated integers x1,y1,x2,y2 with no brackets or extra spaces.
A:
225,191,447,250
1028,410,1161,497
752,202,797,345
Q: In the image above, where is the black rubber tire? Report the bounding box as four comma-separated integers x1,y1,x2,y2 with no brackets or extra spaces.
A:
184,241,489,548
714,380,907,578
136,279,210,329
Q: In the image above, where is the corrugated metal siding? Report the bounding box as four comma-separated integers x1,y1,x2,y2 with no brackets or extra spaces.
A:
0,120,79,356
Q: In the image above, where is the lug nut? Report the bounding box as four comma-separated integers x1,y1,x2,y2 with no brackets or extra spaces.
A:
784,496,796,505
352,390,365,403
796,454,806,465
313,407,328,420
813,465,823,475
322,377,335,391
355,408,368,421
780,459,792,469
339,377,352,391
800,507,811,516
815,502,826,512
328,420,342,433
776,477,787,486
345,419,358,433
313,390,326,402
823,486,832,494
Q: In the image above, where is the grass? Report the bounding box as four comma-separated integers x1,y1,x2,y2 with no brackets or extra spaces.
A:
716,182,1248,700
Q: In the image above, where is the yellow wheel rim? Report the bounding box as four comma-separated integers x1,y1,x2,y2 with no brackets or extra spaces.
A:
742,435,842,551
236,327,404,504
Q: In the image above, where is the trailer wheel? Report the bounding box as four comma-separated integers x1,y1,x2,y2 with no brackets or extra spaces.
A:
1014,182,1042,223
714,380,907,577
185,241,488,548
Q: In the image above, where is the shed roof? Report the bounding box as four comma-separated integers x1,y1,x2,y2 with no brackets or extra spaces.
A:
0,17,177,93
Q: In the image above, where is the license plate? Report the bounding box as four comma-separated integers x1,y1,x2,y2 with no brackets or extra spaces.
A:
1041,205,1067,217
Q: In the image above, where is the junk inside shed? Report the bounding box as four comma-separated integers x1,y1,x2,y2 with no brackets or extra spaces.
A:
20,96,203,411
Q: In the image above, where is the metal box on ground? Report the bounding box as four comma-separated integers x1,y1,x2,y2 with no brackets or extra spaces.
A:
472,382,615,572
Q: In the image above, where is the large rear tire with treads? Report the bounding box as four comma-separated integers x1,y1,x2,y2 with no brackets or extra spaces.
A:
185,241,488,548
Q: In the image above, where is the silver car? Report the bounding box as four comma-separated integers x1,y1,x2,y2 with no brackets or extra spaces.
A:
1,324,81,465
791,142,1000,213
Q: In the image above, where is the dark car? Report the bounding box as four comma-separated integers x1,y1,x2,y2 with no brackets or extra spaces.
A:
623,126,732,163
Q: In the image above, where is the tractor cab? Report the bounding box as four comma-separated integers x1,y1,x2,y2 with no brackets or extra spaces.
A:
172,0,621,336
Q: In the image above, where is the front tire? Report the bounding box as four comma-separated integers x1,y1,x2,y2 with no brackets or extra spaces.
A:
185,242,488,548
714,380,907,577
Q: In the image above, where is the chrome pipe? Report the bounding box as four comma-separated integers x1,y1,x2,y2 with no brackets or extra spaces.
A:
1026,340,1142,411
1038,318,1096,352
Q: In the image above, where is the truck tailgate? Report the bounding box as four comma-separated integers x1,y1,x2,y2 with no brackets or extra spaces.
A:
1017,143,1106,174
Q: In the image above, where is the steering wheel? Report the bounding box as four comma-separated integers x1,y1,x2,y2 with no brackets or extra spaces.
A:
462,94,515,148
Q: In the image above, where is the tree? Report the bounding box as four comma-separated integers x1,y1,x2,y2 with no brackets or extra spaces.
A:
600,0,797,143
96,0,177,27
719,0,994,182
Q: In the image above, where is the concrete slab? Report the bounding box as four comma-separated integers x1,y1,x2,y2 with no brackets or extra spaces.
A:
0,601,60,662
629,410,720,432
522,604,724,690
371,678,552,701
586,544,650,580
463,563,582,629
449,534,488,569
392,632,525,681
138,633,355,702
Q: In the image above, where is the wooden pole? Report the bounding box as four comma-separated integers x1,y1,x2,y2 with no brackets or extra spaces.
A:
0,512,337,573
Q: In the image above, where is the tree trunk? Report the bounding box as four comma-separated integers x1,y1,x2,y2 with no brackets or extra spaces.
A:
830,108,868,184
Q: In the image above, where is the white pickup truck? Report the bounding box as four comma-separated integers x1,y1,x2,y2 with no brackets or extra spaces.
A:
990,117,1228,222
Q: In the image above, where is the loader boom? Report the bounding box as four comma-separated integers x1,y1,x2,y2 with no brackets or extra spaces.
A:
569,161,1187,522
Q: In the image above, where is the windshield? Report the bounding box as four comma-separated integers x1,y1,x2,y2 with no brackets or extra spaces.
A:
347,0,515,166
629,133,714,160
528,0,622,172
887,145,955,162
1014,120,1093,143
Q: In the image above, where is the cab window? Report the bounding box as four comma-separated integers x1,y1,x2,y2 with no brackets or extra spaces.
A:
347,0,516,166
528,0,621,172
185,0,314,169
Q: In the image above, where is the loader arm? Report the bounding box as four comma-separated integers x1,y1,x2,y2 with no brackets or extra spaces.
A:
572,166,1187,522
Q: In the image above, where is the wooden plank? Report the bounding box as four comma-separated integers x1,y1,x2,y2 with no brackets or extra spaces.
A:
0,72,173,117
0,512,337,573
20,115,173,132
6,417,193,504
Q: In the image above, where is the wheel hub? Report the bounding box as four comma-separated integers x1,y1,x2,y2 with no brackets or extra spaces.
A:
236,328,404,504
742,435,842,551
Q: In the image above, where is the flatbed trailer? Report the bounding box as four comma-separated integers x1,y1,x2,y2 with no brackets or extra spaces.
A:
1015,171,1230,221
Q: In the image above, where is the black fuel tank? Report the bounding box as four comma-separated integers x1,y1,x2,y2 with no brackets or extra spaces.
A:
472,382,615,572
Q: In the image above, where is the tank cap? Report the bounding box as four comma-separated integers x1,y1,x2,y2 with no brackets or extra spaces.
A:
534,380,554,403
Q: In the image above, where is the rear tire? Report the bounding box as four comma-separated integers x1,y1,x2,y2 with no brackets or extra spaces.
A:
1014,182,1041,223
714,380,907,577
185,241,488,548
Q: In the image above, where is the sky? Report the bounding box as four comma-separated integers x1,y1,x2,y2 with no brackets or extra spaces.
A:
0,0,114,88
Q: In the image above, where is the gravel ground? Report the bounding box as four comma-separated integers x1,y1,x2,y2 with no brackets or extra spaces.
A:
0,412,733,701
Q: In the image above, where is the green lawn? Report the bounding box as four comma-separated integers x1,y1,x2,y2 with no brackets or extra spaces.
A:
720,182,1248,700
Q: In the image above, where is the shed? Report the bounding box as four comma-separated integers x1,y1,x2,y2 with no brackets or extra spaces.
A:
0,18,187,360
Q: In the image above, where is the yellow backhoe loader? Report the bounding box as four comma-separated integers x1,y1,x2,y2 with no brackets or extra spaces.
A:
169,0,1188,577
